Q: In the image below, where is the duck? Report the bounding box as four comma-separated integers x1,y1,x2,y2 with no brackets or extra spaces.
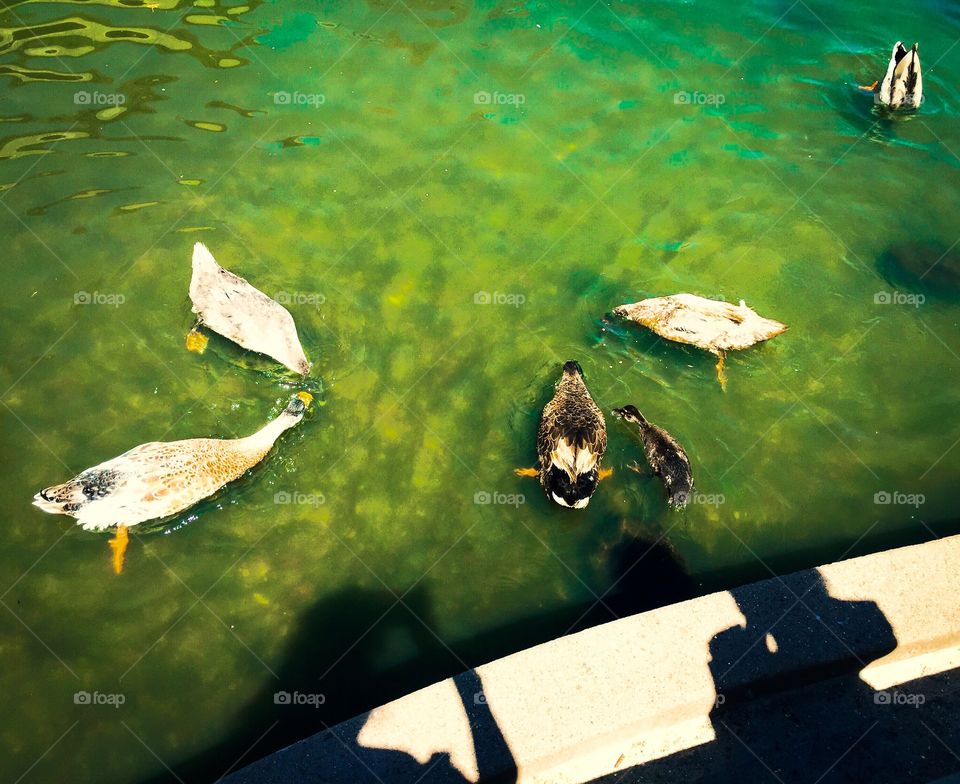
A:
188,242,312,375
613,293,787,388
613,405,694,508
33,392,313,572
516,361,611,509
860,42,922,110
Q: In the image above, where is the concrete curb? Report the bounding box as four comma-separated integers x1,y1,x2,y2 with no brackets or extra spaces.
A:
224,534,960,783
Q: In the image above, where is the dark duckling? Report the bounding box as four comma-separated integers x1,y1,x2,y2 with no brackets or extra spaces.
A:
612,405,693,508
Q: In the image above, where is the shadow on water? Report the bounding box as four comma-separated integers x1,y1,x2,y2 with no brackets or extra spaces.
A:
139,533,695,784
877,240,960,301
593,573,960,783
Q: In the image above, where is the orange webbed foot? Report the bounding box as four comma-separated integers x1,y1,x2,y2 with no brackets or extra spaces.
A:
109,525,129,575
514,467,539,478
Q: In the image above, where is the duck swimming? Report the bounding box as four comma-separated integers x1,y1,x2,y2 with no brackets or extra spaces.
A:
189,242,312,375
613,293,787,388
860,41,922,110
516,361,611,509
613,405,693,509
33,392,312,571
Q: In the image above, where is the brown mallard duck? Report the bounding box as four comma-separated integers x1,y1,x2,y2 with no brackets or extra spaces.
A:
613,293,787,388
613,405,694,509
516,361,610,508
859,42,922,110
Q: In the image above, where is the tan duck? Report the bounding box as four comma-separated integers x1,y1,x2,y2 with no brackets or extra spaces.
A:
613,293,787,388
189,242,312,374
33,392,312,571
860,42,923,110
516,361,610,508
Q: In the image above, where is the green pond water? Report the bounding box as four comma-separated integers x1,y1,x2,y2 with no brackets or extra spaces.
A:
2,0,960,781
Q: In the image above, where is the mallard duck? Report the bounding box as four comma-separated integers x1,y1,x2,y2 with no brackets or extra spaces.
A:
860,42,922,110
613,293,787,388
613,405,693,508
516,361,610,509
189,242,312,375
33,392,313,571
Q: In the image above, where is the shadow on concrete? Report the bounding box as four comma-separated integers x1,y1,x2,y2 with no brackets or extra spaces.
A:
140,531,697,783
593,573,960,783
140,584,516,784
293,669,517,784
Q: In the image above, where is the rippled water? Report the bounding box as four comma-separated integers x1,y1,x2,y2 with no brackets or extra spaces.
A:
2,1,959,782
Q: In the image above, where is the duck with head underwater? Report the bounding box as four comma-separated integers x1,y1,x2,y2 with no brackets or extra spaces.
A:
33,392,313,573
516,361,611,509
860,41,923,109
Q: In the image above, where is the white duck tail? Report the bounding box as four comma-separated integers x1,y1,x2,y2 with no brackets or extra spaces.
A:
190,243,312,375
878,41,922,109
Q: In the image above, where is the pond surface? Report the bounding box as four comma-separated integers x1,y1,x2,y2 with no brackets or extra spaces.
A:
1,1,959,781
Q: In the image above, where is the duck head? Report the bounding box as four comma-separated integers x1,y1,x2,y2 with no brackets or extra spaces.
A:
612,405,648,426
283,391,313,419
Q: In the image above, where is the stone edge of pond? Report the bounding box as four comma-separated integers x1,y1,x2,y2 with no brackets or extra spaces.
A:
223,534,960,784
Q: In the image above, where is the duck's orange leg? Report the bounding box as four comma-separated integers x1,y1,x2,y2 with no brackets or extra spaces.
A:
715,351,727,391
858,80,878,92
185,327,208,354
514,467,539,478
109,525,129,575
598,467,614,481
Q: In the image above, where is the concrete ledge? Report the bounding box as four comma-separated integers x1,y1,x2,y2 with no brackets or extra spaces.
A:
224,535,960,784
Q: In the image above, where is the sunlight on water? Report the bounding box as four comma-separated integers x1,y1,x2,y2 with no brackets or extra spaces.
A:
1,1,959,781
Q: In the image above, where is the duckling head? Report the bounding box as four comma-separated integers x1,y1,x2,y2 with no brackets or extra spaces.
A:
612,405,648,426
563,360,584,377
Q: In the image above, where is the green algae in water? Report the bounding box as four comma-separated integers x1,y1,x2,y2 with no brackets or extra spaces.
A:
2,1,960,782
